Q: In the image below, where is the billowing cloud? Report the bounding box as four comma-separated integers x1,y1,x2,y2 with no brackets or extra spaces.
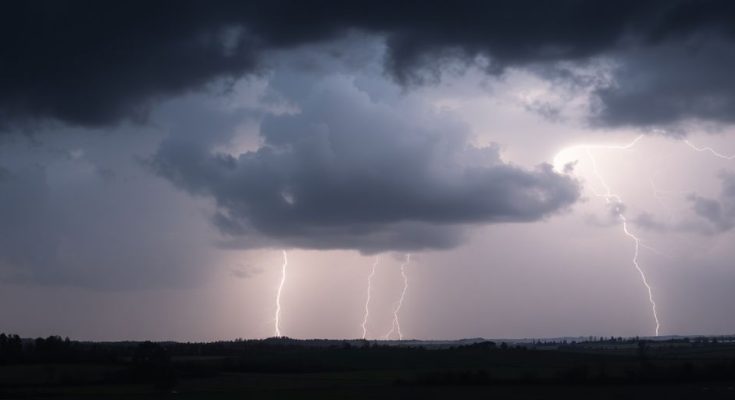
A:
3,2,735,340
594,38,735,128
152,75,579,252
0,2,268,129
3,1,735,129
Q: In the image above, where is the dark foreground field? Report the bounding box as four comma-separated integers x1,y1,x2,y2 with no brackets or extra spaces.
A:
2,334,735,399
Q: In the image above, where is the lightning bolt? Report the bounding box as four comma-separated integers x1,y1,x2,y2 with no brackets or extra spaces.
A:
584,144,660,337
553,136,644,165
551,134,735,337
384,253,411,340
555,135,661,337
361,256,380,339
684,139,735,160
274,250,288,337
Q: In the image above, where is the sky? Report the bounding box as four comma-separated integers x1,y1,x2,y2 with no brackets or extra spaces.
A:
2,0,735,341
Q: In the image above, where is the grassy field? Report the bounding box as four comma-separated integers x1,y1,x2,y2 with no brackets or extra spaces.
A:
2,336,735,399
3,370,735,399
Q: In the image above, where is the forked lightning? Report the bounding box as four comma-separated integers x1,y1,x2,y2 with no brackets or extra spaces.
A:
384,254,411,340
274,250,288,337
555,136,661,336
361,256,380,339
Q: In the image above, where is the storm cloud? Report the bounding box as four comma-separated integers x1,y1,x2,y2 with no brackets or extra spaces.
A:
0,129,218,289
4,1,735,340
594,38,735,128
3,1,735,129
152,75,579,252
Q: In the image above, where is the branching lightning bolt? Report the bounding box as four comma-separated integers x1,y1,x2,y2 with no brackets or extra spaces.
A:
384,254,411,340
582,137,661,337
684,139,735,160
361,256,380,339
274,250,288,338
555,135,734,337
554,135,661,336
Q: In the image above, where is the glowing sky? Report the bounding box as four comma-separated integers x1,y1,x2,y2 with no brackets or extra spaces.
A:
2,1,735,341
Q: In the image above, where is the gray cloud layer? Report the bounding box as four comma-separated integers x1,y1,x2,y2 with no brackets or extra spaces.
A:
632,172,735,236
595,38,735,127
689,173,735,233
0,130,217,289
2,0,735,284
3,1,735,129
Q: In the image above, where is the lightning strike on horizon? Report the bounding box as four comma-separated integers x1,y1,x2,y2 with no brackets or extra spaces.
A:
554,135,661,337
361,256,380,339
584,139,660,337
384,254,411,340
274,250,288,338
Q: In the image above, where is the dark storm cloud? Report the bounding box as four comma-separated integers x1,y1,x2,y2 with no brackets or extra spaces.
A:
0,2,260,128
594,39,735,127
151,76,579,252
4,0,735,129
